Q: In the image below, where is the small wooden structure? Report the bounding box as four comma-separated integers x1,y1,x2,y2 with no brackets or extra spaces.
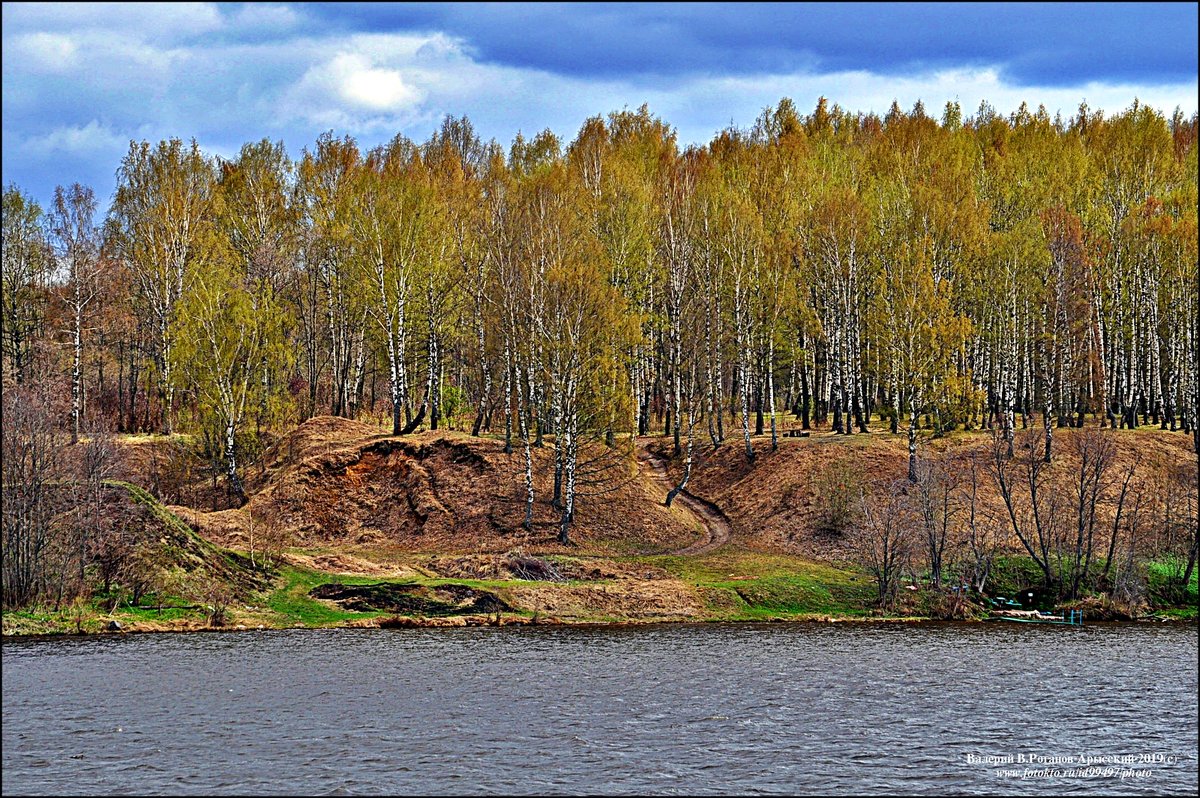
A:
987,609,1084,626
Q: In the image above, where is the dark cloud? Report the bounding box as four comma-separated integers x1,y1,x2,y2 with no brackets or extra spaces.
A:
303,1,1198,86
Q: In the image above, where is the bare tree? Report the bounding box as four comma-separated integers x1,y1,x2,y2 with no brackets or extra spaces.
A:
1100,455,1139,589
989,429,1062,591
958,453,1000,594
70,427,116,595
1065,428,1117,598
1158,458,1199,603
1111,489,1146,609
247,503,290,573
913,451,959,589
857,480,915,607
1,385,67,607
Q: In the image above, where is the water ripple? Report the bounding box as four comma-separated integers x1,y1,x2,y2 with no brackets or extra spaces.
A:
3,623,1196,795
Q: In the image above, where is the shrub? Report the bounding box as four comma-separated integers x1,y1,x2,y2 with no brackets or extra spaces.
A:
812,456,862,537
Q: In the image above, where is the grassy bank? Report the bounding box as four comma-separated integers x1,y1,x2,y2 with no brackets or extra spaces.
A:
2,550,875,635
5,547,1195,637
638,550,878,620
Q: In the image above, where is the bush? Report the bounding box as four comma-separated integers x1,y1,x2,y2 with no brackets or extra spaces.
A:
987,555,1048,598
812,457,862,537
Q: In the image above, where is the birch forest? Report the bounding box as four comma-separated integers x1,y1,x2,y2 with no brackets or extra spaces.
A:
3,97,1198,607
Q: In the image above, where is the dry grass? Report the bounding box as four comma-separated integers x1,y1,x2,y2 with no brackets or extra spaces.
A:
282,552,421,579
649,424,1197,559
505,578,705,621
106,416,1194,568
151,417,698,555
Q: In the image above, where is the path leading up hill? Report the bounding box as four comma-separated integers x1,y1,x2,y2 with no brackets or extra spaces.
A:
636,439,732,555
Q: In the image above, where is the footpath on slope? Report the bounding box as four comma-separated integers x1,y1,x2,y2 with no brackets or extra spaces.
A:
635,438,733,555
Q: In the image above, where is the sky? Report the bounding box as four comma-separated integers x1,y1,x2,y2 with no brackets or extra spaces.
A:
3,2,1197,208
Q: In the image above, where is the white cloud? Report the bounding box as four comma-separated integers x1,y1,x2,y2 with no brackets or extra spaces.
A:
21,120,128,157
11,32,79,72
323,54,421,111
229,4,301,33
276,34,472,132
342,68,418,110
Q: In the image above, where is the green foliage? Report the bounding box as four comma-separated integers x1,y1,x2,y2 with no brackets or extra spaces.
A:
1146,558,1199,607
988,555,1054,598
440,382,465,425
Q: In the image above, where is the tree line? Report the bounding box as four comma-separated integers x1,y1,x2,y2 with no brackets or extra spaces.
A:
3,96,1197,594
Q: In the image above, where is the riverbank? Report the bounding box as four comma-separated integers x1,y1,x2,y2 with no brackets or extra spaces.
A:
4,547,1194,637
5,420,1196,638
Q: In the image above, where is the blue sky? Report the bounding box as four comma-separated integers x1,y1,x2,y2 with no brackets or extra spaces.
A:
3,2,1197,208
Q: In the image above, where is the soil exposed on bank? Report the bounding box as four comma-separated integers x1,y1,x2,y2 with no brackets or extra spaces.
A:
7,417,1194,637
178,416,700,555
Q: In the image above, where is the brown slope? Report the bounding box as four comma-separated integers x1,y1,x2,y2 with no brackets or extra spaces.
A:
645,425,1197,561
635,439,732,554
184,417,699,554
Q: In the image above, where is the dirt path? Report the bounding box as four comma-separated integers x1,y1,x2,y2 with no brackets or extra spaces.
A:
635,439,732,555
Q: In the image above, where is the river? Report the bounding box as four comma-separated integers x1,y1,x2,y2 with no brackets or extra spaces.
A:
3,623,1196,795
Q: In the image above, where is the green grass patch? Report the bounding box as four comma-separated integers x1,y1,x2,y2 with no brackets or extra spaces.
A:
112,604,200,622
988,555,1048,597
109,481,197,538
2,607,91,636
635,550,875,619
1146,558,1199,607
1,593,209,636
257,564,531,626
1147,606,1197,621
260,566,392,626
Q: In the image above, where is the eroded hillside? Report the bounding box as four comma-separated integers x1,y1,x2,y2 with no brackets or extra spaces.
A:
647,426,1198,561
169,416,703,555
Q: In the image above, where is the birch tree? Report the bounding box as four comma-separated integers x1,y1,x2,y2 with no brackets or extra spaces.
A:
215,140,298,434
871,239,970,481
298,133,364,418
425,116,494,437
178,253,275,502
107,139,215,434
710,135,766,461
49,184,104,443
2,185,50,387
656,152,698,457
350,136,444,435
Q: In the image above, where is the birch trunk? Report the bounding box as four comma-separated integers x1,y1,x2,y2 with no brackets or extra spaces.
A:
908,395,919,483
767,335,778,452
71,308,82,443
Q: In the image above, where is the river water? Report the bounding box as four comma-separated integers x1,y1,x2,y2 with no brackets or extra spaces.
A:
3,623,1196,795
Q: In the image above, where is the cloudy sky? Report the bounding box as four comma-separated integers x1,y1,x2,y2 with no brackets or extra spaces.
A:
3,2,1197,207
